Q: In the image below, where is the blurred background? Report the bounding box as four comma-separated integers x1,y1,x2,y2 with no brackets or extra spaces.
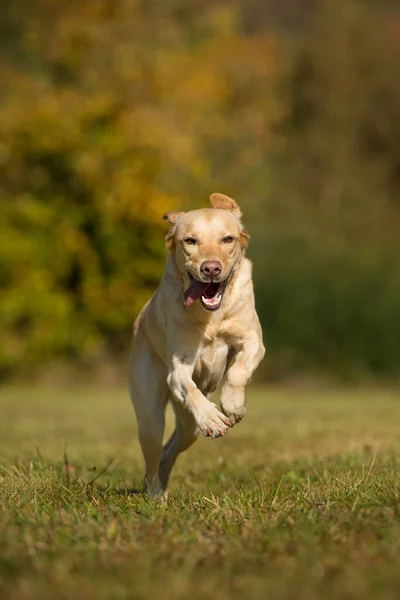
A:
0,0,399,384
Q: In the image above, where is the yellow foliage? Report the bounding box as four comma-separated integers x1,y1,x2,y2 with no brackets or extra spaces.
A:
0,0,278,374
1,0,398,378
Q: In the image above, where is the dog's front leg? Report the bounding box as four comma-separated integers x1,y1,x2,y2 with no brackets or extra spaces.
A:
167,359,231,438
221,335,265,426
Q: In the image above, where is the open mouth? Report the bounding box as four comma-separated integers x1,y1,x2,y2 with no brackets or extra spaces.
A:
184,274,228,311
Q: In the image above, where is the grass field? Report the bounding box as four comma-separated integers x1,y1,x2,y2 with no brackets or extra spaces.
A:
1,385,400,600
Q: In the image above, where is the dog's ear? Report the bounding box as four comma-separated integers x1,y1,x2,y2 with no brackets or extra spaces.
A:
210,193,249,248
163,211,185,250
240,228,250,249
162,211,185,226
209,193,242,220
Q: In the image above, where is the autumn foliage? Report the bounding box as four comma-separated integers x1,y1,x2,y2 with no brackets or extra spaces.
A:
0,0,399,378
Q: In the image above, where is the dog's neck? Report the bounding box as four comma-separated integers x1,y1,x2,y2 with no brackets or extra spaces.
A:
164,252,247,325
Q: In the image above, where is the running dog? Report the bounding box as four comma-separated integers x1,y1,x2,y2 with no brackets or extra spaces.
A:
129,193,265,495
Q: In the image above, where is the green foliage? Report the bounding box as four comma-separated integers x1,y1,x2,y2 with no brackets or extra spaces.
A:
254,236,400,378
249,0,400,379
0,0,399,378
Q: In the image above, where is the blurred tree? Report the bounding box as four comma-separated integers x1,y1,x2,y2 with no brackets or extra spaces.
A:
0,0,276,376
0,0,399,379
251,0,400,379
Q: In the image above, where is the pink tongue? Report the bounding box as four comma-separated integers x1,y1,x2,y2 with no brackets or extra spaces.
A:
184,279,210,307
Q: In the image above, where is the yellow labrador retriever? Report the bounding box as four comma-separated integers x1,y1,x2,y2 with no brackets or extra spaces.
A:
129,193,265,495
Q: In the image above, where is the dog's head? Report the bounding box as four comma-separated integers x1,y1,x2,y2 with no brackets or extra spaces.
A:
163,193,249,312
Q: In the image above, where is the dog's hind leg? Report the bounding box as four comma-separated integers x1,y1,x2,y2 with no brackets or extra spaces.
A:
158,401,199,490
130,335,168,497
130,383,167,497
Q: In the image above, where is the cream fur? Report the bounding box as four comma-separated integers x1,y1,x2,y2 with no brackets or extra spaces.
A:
129,194,265,496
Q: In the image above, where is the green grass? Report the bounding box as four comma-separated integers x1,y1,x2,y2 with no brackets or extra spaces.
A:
1,385,400,600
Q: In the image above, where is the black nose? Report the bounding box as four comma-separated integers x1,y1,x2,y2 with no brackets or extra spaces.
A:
200,261,222,279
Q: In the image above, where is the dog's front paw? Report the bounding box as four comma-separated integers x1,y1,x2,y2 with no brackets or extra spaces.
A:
194,402,231,438
220,384,246,426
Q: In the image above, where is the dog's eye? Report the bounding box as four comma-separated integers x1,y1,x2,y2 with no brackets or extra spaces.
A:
222,236,234,244
184,237,197,245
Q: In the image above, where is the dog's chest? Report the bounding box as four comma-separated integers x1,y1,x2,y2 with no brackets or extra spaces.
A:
198,337,229,369
193,335,231,394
